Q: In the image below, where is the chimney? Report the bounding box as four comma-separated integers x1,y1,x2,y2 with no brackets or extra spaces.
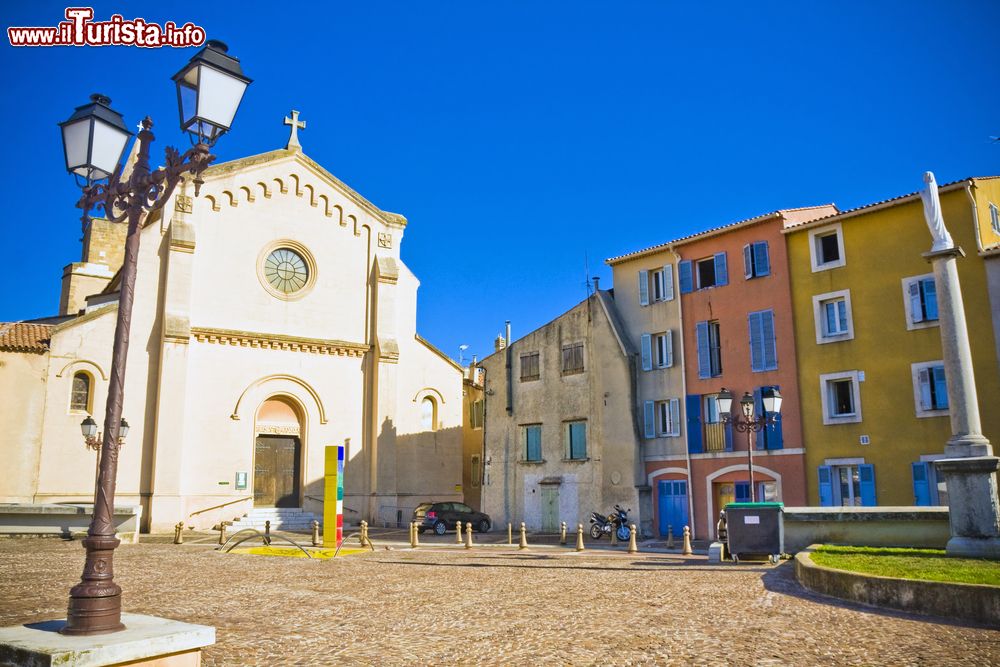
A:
494,334,506,353
592,276,600,292
505,320,511,347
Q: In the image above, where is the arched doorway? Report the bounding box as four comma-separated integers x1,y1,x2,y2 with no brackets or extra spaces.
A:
254,396,304,508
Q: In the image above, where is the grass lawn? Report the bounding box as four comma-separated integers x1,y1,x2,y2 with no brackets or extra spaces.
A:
810,545,1000,586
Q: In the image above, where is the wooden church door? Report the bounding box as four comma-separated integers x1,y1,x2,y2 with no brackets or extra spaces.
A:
254,435,302,507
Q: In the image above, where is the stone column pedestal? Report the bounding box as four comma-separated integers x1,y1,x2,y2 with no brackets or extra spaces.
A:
934,456,1000,558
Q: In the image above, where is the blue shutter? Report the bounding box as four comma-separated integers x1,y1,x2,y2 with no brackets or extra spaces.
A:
686,395,703,453
754,242,770,277
640,334,652,371
933,366,949,409
724,419,734,451
638,270,649,306
735,481,751,503
663,265,675,301
753,388,766,450
743,244,753,279
748,312,763,372
912,462,931,506
818,466,833,506
859,464,876,506
670,398,681,436
714,252,728,286
909,281,924,323
696,322,711,379
644,401,655,439
761,310,777,370
679,261,693,294
922,278,938,321
526,427,541,461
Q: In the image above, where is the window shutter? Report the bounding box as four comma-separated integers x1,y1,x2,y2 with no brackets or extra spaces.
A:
859,464,876,506
638,270,649,306
908,281,924,323
748,312,763,372
761,310,777,370
917,367,932,410
686,395,703,453
678,261,693,294
735,482,751,503
743,244,753,279
933,366,948,409
696,322,711,379
714,252,728,286
752,388,766,450
669,398,680,436
724,419,734,451
644,401,655,439
922,278,938,321
640,334,652,371
754,242,770,277
911,462,931,506
663,265,674,301
665,329,674,367
817,466,833,507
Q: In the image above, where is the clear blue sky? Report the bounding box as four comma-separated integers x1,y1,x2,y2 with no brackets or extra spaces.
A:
2,1,998,362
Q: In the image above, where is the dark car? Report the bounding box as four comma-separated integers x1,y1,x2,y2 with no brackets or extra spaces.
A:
414,502,491,535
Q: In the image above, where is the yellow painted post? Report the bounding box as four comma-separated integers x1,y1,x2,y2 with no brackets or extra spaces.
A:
311,520,320,547
360,520,369,547
518,522,528,550
410,521,419,548
507,523,512,545
456,521,464,544
682,525,693,555
465,522,473,549
408,520,414,546
628,523,639,554
560,521,567,545
666,525,674,549
575,523,585,552
173,522,184,545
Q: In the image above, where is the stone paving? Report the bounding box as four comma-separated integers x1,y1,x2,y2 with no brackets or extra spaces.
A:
1,536,998,666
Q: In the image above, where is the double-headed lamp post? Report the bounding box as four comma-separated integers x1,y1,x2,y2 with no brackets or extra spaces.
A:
717,387,783,503
58,40,250,636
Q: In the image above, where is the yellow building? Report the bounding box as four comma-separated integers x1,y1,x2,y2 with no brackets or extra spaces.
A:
784,176,1000,507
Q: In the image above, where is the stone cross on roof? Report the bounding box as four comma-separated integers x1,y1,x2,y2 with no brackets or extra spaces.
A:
284,110,306,151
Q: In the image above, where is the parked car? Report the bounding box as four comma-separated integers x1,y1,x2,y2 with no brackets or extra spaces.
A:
413,502,491,535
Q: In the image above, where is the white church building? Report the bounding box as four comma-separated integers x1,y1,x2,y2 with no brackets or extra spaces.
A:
0,114,466,532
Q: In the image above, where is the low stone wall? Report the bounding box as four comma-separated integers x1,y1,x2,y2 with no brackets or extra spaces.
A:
782,506,949,553
795,545,1000,626
0,503,141,543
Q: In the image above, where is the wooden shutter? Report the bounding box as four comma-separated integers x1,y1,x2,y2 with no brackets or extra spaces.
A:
922,278,938,320
748,312,763,372
644,401,655,439
918,367,932,411
665,329,674,367
663,265,675,301
911,462,932,506
908,280,924,323
754,242,770,276
678,261,693,294
859,464,876,506
640,334,652,371
669,398,680,436
932,366,948,409
686,395,703,453
696,322,711,379
817,466,833,506
761,310,777,370
638,271,649,306
743,244,753,279
714,252,728,286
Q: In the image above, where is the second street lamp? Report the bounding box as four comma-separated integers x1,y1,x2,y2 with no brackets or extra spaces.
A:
59,40,250,637
718,387,783,503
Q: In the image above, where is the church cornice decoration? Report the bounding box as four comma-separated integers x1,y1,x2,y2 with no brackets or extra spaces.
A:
230,373,328,424
191,326,369,357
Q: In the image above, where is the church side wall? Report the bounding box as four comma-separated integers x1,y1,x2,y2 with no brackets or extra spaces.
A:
0,351,49,502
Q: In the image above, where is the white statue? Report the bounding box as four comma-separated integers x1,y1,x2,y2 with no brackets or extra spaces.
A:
920,171,954,252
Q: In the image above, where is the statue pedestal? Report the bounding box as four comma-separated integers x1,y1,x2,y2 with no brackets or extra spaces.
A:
934,456,1000,559
0,614,214,666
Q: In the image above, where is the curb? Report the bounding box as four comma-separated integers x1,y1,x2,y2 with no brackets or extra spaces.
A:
794,544,1000,626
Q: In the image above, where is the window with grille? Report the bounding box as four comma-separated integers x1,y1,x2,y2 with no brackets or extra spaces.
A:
70,372,90,412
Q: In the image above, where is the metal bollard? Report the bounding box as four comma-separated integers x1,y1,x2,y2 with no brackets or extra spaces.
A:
507,523,512,546
682,525,693,555
575,523,585,552
465,522,473,549
311,520,320,547
560,521,567,545
628,523,639,554
410,521,419,548
666,525,675,549
264,519,271,546
360,520,369,547
519,522,528,550
456,521,464,544
218,522,228,546
173,521,184,545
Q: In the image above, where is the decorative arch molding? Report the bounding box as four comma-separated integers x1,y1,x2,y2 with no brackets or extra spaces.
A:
56,359,108,381
703,463,782,536
204,195,220,212
257,181,272,199
646,467,689,487
240,185,255,203
273,177,287,195
231,374,328,424
411,387,445,404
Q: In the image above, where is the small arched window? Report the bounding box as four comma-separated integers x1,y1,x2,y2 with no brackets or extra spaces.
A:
421,396,437,431
70,372,91,412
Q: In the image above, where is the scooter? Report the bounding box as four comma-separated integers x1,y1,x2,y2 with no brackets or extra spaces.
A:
589,505,632,541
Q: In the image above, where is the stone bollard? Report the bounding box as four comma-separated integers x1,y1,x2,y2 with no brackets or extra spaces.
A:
575,523,585,552
611,522,619,546
666,525,675,549
173,521,184,545
264,520,271,546
410,521,419,548
507,523,512,545
312,520,320,547
682,525,693,556
360,520,369,548
456,521,464,544
218,522,228,546
465,522,473,549
408,521,414,546
560,521,567,545
519,522,528,550
628,523,639,554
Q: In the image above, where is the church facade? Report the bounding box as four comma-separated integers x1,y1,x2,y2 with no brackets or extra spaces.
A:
0,118,466,532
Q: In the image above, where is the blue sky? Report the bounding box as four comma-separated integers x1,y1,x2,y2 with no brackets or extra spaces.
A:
2,1,998,362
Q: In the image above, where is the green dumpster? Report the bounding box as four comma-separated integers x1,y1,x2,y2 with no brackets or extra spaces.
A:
724,502,783,563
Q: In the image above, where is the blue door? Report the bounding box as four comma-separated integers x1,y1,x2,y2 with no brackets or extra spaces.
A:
658,480,689,537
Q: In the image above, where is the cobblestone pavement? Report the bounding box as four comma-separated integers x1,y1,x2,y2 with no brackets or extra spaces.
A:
1,538,997,666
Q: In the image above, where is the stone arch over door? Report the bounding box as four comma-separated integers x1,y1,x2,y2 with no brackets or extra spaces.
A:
253,394,306,508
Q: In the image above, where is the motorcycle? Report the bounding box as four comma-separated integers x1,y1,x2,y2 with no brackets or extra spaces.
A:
589,505,632,541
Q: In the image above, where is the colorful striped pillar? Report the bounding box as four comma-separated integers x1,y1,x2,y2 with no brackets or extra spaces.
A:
323,444,344,547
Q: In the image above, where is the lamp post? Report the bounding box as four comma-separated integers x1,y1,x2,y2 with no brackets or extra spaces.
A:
717,387,782,502
81,417,129,493
58,40,250,636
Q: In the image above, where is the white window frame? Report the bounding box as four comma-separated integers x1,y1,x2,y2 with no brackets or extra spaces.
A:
808,222,846,272
820,370,862,425
990,202,1000,235
652,268,665,302
811,289,854,344
654,399,680,437
655,330,673,368
911,360,949,418
901,273,939,331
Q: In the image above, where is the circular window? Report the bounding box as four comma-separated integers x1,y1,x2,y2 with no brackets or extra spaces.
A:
257,241,316,300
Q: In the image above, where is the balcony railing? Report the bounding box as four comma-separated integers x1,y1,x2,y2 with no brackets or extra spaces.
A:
704,422,729,452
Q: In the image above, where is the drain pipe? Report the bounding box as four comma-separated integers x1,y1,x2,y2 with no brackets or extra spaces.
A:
672,247,697,541
505,320,513,415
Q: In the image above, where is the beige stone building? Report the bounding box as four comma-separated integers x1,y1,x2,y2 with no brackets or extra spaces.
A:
0,118,466,532
479,287,645,533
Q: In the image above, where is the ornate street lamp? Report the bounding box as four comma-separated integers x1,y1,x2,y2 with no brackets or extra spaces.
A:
59,41,250,636
718,387,782,502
